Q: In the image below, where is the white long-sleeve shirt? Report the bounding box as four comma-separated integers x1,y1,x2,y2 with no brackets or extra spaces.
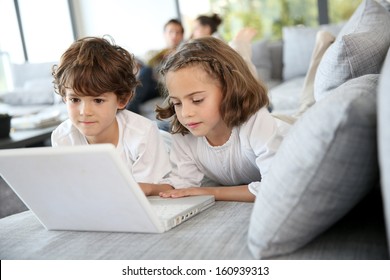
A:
160,107,290,195
51,110,171,184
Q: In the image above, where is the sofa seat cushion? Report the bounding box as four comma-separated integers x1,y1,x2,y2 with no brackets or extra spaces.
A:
0,201,254,259
314,0,390,101
248,74,380,259
268,76,305,115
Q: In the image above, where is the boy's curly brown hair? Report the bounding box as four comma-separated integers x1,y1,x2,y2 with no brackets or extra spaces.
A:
52,36,139,105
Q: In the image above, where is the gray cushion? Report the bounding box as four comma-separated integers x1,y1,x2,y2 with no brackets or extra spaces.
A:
268,188,388,260
378,48,390,252
251,39,272,82
314,0,390,101
378,0,390,12
248,74,380,259
282,23,343,81
268,40,283,80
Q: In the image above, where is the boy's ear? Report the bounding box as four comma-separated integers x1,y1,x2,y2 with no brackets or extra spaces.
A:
118,94,132,109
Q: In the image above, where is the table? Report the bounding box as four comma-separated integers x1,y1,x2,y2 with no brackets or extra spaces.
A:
0,126,56,149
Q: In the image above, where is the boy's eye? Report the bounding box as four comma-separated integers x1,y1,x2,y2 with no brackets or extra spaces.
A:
94,99,104,104
69,97,80,103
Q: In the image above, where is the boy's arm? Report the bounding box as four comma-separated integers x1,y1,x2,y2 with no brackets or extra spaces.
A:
159,185,255,202
138,183,174,196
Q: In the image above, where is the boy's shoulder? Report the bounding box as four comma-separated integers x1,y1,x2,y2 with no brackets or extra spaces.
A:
51,119,84,145
117,110,162,139
52,119,74,135
117,110,156,127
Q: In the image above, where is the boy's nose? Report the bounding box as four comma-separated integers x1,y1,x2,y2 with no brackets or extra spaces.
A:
80,101,92,115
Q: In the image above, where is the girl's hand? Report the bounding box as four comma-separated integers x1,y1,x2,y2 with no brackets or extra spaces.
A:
159,187,211,198
159,185,255,202
234,27,257,44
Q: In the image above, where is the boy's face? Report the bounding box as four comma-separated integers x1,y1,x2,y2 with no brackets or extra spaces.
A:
166,66,231,146
64,90,128,145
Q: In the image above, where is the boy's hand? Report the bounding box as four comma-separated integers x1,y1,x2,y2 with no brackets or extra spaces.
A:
138,183,152,196
139,183,174,196
159,187,211,198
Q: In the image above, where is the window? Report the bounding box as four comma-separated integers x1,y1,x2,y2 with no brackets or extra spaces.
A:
179,0,362,41
328,0,362,23
0,0,74,64
0,0,25,64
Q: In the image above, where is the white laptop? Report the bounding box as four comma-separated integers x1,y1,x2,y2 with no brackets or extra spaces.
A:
0,144,215,233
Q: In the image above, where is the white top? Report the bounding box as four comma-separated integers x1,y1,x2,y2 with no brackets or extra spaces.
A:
160,107,290,195
51,110,171,184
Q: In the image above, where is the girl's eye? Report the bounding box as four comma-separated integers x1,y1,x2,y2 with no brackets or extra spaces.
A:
193,99,203,104
170,100,181,106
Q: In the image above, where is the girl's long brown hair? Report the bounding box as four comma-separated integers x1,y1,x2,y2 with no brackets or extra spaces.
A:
156,37,269,135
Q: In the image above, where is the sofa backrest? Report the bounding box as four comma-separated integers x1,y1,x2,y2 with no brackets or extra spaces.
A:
268,40,283,81
11,62,56,89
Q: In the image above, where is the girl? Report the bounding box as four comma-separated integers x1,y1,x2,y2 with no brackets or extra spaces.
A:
191,13,223,40
51,36,172,187
142,37,290,202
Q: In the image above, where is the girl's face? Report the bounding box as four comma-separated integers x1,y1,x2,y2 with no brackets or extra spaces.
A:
166,66,231,146
192,20,212,39
64,90,128,145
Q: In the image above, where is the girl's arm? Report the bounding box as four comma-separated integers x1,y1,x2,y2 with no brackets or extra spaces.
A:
159,185,255,202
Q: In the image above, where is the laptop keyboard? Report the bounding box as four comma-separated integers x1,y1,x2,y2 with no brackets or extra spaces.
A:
151,203,198,219
147,196,214,229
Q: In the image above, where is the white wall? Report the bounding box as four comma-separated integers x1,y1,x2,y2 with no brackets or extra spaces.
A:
71,0,179,59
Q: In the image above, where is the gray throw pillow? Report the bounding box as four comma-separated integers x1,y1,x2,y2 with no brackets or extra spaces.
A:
314,0,390,101
248,74,380,259
378,0,390,12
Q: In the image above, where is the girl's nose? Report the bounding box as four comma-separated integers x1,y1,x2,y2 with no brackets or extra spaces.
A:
181,103,194,118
